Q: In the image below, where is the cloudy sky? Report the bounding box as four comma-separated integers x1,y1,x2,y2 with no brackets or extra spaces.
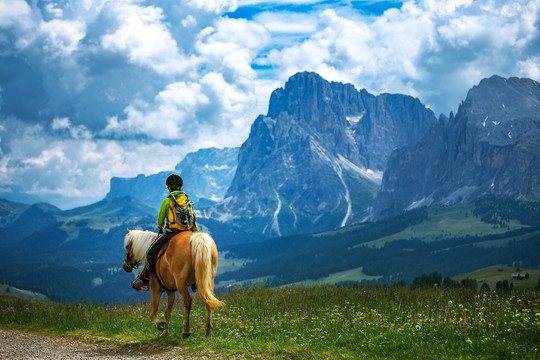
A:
0,0,538,209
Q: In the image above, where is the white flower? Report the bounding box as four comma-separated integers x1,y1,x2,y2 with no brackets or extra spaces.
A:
466,339,473,345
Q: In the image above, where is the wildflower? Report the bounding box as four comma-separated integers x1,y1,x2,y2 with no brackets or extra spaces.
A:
416,325,421,330
448,301,453,305
535,313,540,317
466,339,473,345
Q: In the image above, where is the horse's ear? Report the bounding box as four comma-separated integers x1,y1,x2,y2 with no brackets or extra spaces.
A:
127,228,130,234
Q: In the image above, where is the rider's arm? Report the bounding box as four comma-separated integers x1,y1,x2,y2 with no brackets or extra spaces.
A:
157,197,170,229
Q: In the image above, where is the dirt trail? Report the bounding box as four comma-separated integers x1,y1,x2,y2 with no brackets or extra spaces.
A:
0,329,203,360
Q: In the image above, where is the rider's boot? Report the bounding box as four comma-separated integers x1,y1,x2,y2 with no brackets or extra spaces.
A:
132,271,150,291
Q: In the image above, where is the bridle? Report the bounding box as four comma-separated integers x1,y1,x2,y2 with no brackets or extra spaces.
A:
122,243,139,272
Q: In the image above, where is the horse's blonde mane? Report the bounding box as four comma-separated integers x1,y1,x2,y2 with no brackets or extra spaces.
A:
124,230,158,264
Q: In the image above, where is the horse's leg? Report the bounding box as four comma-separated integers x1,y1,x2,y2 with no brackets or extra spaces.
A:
149,277,168,333
177,284,192,338
205,304,213,337
150,284,167,332
160,291,176,337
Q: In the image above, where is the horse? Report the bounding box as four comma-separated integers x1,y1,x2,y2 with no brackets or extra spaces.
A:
122,229,224,337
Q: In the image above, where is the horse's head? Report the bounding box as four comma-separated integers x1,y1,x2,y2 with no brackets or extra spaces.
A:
123,228,138,272
122,228,157,272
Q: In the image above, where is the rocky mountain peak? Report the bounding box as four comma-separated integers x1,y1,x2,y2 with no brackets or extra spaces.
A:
206,72,436,236
458,75,540,132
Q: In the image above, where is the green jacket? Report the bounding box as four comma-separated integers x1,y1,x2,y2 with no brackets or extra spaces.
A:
157,190,198,232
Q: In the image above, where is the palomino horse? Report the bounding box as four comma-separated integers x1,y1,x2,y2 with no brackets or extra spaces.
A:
122,229,224,337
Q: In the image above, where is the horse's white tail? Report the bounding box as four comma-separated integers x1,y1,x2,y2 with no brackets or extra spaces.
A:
191,233,225,311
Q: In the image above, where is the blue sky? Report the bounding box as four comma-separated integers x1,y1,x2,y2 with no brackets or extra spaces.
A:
0,0,539,209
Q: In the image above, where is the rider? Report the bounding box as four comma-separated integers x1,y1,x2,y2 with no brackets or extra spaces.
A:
132,174,199,291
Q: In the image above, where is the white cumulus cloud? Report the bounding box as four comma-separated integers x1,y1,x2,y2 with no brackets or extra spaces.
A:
188,0,237,14
41,19,86,56
101,2,191,75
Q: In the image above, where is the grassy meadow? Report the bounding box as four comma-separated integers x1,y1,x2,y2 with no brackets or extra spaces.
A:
1,285,539,359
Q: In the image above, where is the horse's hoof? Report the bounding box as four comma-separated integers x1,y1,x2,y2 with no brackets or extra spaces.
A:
157,322,168,331
182,332,191,339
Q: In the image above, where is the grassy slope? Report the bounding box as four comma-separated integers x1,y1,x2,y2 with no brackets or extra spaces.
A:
0,284,49,301
216,251,253,275
452,265,540,291
1,286,539,359
358,205,525,248
294,267,382,286
0,199,30,228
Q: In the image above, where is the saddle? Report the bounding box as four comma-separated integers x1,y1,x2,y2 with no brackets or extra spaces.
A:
155,241,170,262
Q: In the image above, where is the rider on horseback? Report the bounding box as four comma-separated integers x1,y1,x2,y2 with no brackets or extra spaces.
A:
132,174,199,291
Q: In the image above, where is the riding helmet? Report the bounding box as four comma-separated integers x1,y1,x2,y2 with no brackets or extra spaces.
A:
166,174,183,188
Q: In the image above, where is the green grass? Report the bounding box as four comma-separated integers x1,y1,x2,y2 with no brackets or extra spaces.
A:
1,285,539,359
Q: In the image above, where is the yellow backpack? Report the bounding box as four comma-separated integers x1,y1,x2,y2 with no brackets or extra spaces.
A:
167,193,194,231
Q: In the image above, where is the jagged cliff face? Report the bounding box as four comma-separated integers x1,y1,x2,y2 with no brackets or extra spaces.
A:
373,75,540,219
206,72,436,236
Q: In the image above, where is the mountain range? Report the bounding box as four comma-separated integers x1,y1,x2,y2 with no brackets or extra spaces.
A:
103,72,540,235
1,72,539,302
